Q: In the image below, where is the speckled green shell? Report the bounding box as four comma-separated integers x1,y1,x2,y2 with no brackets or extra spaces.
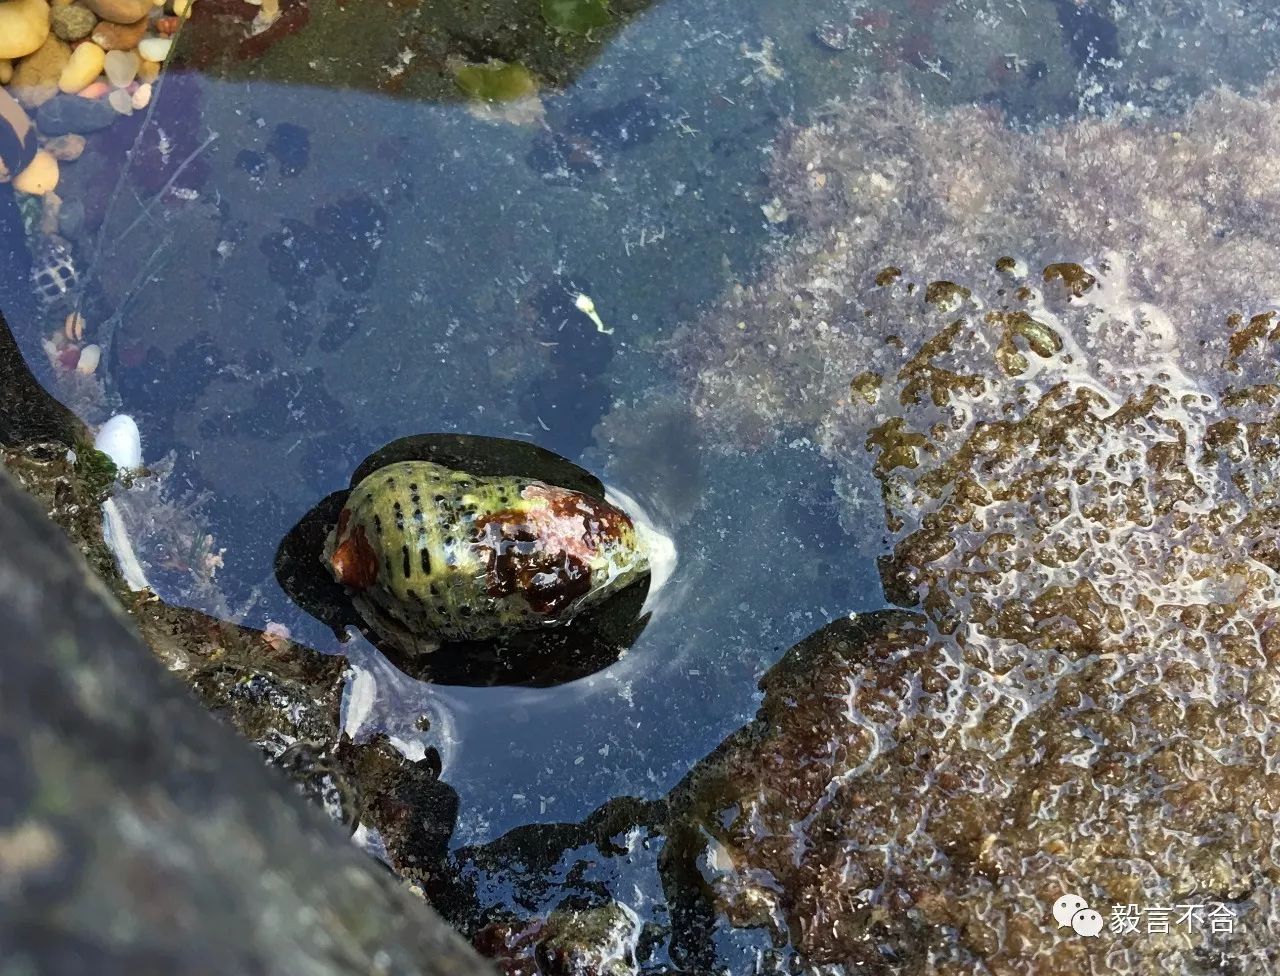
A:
323,460,649,653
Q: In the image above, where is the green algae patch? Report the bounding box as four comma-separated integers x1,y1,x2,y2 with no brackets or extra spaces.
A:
453,60,538,102
541,0,611,33
72,445,119,502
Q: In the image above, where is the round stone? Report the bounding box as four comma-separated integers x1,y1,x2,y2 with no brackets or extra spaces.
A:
80,0,151,24
51,5,97,41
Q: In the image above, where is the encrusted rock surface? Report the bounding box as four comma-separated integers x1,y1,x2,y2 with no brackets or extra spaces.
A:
0,459,492,975
662,269,1280,970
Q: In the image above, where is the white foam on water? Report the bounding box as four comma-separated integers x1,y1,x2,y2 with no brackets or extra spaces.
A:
605,483,679,617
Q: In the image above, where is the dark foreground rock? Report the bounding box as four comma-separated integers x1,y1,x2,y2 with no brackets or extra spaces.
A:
0,465,491,976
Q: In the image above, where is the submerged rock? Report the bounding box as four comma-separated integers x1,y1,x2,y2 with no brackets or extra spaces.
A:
683,78,1280,453
656,261,1280,972
456,76,1280,968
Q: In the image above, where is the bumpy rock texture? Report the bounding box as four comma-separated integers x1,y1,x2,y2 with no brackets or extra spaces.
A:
683,79,1280,464
663,266,1280,972
0,287,478,968
654,73,1280,972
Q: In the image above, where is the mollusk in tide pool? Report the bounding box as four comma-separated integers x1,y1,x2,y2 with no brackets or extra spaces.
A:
325,461,651,654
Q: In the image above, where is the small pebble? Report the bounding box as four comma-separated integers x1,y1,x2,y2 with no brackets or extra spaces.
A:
44,132,85,161
137,58,160,82
11,35,72,108
103,48,138,87
57,197,84,236
57,345,80,370
172,0,193,15
37,92,117,134
76,343,101,374
77,79,111,99
91,15,147,50
39,192,61,236
12,149,59,195
107,87,132,115
155,14,179,34
82,0,152,22
130,82,151,110
50,5,97,41
0,60,11,85
137,37,171,62
58,40,105,94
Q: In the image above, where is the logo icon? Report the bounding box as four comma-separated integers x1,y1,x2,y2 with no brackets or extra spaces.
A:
1052,894,1088,928
1072,908,1104,937
1052,893,1102,937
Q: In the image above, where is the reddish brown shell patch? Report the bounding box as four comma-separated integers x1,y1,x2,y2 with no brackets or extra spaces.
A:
473,515,592,616
330,511,378,591
529,484,634,548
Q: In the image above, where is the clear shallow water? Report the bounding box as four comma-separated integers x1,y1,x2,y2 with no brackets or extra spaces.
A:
4,0,1280,850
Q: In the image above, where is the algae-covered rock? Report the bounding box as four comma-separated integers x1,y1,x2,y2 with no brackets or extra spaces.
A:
180,0,650,102
393,259,1280,972
0,303,464,904
682,78,1280,453
661,262,1280,972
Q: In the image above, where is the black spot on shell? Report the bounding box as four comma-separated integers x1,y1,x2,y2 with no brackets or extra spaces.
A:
373,514,382,534
402,545,411,578
420,548,431,575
